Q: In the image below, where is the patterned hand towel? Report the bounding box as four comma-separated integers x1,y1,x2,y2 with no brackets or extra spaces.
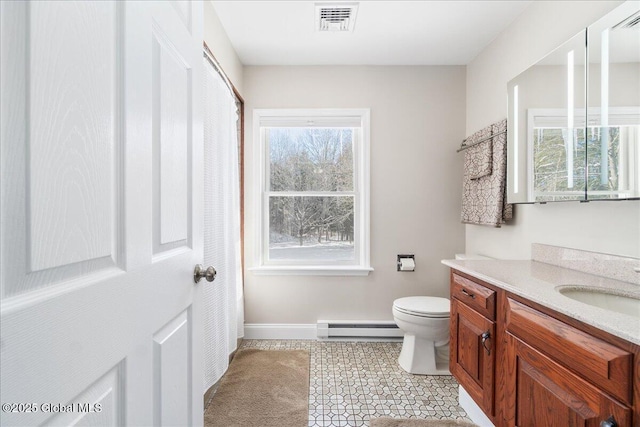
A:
460,119,513,227
467,139,493,180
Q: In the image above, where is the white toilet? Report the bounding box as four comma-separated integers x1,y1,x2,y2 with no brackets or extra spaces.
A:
392,254,492,375
392,296,451,375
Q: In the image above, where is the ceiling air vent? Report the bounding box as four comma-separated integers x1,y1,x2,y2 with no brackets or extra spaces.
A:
315,2,359,32
613,11,640,29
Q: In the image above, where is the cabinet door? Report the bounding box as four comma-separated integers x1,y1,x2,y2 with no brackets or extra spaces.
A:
450,298,496,416
505,334,631,427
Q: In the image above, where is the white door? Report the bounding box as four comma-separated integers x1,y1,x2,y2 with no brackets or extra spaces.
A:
0,1,206,426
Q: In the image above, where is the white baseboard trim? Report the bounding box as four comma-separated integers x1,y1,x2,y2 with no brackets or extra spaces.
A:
243,323,317,340
459,385,495,427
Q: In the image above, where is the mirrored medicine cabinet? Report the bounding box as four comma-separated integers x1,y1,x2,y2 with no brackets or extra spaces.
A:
507,1,640,203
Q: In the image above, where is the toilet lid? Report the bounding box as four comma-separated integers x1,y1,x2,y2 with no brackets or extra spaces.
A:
393,296,450,317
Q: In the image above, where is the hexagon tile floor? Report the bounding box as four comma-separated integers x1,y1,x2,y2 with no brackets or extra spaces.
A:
237,339,471,427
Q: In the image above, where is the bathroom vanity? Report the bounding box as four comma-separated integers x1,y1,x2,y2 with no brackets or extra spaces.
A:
443,249,640,427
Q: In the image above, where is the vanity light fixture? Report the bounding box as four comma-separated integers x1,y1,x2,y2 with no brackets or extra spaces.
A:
513,85,519,194
600,28,610,185
567,49,575,189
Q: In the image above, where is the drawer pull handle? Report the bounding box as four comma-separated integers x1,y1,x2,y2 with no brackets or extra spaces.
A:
600,416,618,427
461,289,475,299
481,331,491,355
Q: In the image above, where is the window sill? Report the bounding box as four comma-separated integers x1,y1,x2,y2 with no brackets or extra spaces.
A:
249,265,374,276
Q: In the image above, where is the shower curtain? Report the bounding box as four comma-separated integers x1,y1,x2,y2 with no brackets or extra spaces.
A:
203,56,244,392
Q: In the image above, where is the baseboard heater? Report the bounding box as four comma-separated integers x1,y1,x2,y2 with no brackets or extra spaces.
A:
317,320,403,339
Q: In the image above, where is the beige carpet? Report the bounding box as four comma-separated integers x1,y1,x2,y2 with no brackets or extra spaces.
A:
371,418,479,427
204,349,309,427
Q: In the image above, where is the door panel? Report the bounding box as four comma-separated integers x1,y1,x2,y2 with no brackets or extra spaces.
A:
1,1,204,426
153,310,192,427
28,1,118,272
152,28,192,253
1,0,123,298
43,364,125,427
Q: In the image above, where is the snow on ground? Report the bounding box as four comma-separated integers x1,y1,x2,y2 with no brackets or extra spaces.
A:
269,245,354,260
269,231,354,260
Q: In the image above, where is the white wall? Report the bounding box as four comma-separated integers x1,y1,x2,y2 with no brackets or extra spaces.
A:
243,66,466,324
466,0,640,259
204,1,243,95
209,0,640,328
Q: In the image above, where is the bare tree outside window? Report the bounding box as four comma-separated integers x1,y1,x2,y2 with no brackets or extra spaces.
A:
586,126,622,199
533,127,587,201
533,125,631,201
267,127,355,261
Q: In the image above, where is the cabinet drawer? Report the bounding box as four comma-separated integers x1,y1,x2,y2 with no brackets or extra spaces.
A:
451,273,496,320
505,297,632,404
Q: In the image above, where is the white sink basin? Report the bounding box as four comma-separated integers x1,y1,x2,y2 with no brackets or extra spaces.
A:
557,287,640,319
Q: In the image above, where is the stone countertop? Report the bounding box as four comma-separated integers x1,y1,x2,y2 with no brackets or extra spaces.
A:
441,259,640,345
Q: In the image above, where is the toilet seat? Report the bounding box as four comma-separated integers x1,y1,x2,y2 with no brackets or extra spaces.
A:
393,296,450,318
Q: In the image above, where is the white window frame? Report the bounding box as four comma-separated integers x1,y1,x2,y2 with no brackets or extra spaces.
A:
250,108,372,276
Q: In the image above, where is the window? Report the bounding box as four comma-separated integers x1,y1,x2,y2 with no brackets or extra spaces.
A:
528,107,639,201
528,109,588,201
252,109,371,275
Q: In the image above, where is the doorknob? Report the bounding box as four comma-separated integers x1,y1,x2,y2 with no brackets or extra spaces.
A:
194,264,216,283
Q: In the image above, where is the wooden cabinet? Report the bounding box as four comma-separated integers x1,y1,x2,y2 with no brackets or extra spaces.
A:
505,334,631,427
502,297,633,427
449,269,639,427
450,272,497,422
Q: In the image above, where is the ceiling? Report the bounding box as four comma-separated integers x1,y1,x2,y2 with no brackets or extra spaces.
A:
211,1,533,66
